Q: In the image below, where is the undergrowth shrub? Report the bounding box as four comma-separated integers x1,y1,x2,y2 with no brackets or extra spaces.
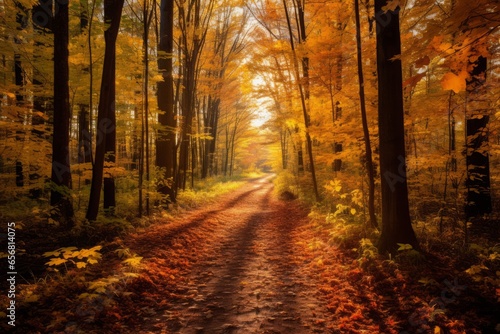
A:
240,167,267,179
357,238,379,269
73,216,134,243
33,243,143,330
327,218,367,249
176,178,244,209
44,246,103,271
323,179,366,222
308,205,375,250
394,243,426,267
273,170,299,199
0,197,50,225
465,243,500,296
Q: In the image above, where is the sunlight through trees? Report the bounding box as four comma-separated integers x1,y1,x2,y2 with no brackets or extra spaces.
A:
1,0,500,331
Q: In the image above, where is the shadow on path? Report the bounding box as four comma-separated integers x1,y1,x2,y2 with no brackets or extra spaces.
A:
129,182,265,258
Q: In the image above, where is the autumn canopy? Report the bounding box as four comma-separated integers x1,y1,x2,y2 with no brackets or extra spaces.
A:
0,0,499,332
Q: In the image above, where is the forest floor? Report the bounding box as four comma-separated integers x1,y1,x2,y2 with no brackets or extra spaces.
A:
3,175,499,333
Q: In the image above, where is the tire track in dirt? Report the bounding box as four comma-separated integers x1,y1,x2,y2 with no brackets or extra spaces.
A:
133,175,331,333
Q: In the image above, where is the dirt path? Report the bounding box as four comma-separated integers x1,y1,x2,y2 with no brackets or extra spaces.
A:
11,175,491,333
126,175,332,333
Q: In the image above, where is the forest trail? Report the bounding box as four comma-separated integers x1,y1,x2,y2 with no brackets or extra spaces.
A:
125,175,335,333
9,175,495,334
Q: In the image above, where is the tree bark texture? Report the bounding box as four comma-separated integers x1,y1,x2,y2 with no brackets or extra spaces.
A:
354,0,377,229
86,0,124,221
51,0,74,226
465,56,492,219
374,1,418,253
156,0,177,203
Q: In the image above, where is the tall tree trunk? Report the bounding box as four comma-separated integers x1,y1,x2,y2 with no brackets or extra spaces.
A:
229,117,238,176
51,0,74,227
202,96,220,178
333,9,344,172
177,0,211,191
280,128,288,169
140,0,154,215
178,64,195,189
282,0,320,201
103,86,116,214
191,134,196,187
139,106,144,216
78,0,91,165
144,46,150,216
14,48,24,188
77,104,91,163
87,0,97,166
156,0,177,204
465,55,492,219
13,4,28,188
354,0,377,229
31,1,53,193
332,142,342,172
374,1,418,253
132,107,140,170
86,0,124,221
200,8,246,179
223,124,230,176
103,0,120,213
32,0,53,141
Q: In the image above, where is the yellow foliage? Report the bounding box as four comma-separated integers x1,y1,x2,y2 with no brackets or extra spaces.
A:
46,258,69,267
466,264,489,276
78,292,100,300
441,71,468,93
25,294,40,303
122,255,143,268
382,0,400,12
325,179,342,193
44,246,102,269
88,277,120,294
76,262,87,269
